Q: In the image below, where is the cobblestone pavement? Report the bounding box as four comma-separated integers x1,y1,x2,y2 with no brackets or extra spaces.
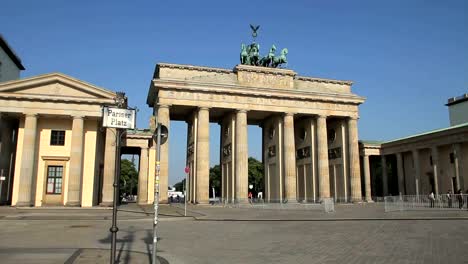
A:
0,204,467,263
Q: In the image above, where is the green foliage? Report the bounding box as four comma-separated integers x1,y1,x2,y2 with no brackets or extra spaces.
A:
120,159,138,195
210,164,221,197
174,179,185,192
248,157,264,194
206,157,264,197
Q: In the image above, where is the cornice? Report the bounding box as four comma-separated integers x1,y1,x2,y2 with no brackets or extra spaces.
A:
0,92,116,105
296,76,353,86
234,64,297,77
157,63,232,74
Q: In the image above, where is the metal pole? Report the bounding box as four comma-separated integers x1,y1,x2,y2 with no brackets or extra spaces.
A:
152,123,161,264
184,171,187,216
110,129,121,264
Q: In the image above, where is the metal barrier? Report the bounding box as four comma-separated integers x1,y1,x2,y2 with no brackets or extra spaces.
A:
384,194,468,212
220,198,334,212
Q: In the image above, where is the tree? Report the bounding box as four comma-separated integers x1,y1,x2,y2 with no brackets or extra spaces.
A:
120,159,138,195
174,157,264,198
248,157,264,194
173,179,185,192
210,164,221,197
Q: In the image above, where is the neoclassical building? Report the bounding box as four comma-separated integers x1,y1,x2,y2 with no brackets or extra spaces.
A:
360,94,468,199
0,73,158,207
147,63,366,203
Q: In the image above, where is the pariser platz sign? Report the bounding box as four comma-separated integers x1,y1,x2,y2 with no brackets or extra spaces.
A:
102,106,136,129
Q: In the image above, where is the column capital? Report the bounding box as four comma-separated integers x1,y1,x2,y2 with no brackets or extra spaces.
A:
157,104,171,109
236,109,248,113
348,116,359,121
284,112,294,117
25,113,38,118
316,114,327,119
72,115,85,120
199,107,210,111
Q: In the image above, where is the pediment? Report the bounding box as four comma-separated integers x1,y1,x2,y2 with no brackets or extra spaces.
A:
0,73,116,101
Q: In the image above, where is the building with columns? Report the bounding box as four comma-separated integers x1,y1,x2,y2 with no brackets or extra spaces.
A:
0,73,158,207
360,94,468,199
147,63,366,204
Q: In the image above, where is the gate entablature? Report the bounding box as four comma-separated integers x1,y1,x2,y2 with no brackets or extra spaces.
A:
148,63,364,120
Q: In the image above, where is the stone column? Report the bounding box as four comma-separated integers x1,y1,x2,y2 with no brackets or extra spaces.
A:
67,116,84,206
196,107,210,203
316,115,330,199
431,147,439,195
283,113,297,202
412,149,420,196
17,114,38,206
157,105,170,203
396,152,405,195
101,127,116,206
453,144,463,191
138,147,149,204
381,155,388,196
235,110,248,202
348,117,362,202
363,154,372,201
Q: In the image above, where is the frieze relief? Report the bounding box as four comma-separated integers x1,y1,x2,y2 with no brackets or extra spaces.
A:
268,145,276,158
296,146,311,160
222,143,232,158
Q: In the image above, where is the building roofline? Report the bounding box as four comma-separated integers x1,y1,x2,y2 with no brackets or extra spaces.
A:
446,93,468,106
0,34,25,70
383,122,468,145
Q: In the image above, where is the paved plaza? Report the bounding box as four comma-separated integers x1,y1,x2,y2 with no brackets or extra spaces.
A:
0,204,467,263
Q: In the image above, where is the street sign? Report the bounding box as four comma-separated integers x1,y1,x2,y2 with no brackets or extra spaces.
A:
153,124,169,145
102,106,136,129
184,167,190,174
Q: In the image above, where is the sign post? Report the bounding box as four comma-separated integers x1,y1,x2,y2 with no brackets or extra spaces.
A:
184,166,190,217
152,122,168,264
102,94,136,264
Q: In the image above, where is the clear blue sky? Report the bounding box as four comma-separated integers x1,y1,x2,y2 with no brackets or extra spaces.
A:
2,0,467,185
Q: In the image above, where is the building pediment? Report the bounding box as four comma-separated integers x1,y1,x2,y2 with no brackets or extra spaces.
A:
0,73,116,104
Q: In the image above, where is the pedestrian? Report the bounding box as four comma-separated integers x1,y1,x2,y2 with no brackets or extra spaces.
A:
446,190,452,208
429,192,435,208
169,195,173,203
176,194,180,203
457,189,463,209
248,191,253,204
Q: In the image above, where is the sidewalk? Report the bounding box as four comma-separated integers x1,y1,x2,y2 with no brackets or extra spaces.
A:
1,202,467,221
0,203,194,221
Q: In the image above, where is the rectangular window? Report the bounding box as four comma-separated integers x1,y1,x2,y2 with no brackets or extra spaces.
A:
50,130,65,146
46,166,63,194
449,153,455,164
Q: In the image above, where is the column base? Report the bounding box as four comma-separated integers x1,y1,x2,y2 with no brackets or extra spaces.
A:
65,202,81,207
99,201,113,207
365,198,374,203
15,202,34,207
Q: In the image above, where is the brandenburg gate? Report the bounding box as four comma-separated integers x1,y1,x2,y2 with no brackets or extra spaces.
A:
147,62,365,204
147,27,365,204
